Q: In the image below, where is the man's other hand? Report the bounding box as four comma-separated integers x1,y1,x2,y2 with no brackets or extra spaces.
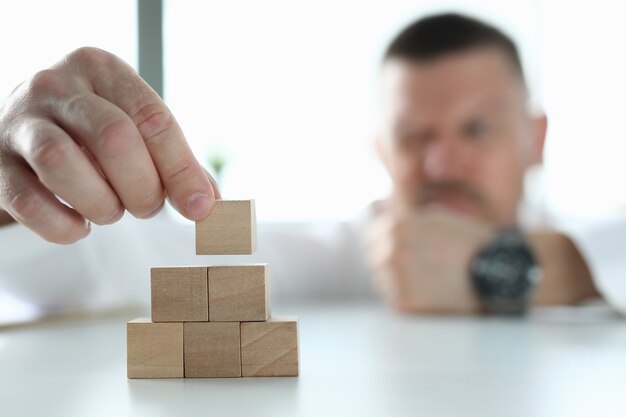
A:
0,47,220,243
365,201,494,314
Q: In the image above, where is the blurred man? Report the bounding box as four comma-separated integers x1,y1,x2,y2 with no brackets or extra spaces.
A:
365,14,606,314
0,13,624,317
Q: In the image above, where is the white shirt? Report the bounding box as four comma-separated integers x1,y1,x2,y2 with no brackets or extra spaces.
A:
0,214,372,319
1,205,625,320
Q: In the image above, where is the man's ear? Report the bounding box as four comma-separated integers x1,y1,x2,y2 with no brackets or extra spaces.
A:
375,134,391,172
531,113,547,165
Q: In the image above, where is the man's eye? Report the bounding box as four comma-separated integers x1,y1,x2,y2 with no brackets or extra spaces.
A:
463,120,490,139
397,132,432,148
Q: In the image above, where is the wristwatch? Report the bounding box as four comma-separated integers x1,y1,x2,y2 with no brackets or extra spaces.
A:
470,228,542,314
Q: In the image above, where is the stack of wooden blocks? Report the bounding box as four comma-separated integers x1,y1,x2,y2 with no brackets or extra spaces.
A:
127,200,299,378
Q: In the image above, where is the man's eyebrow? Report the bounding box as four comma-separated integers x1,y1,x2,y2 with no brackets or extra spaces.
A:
390,96,516,136
466,97,513,114
392,119,426,137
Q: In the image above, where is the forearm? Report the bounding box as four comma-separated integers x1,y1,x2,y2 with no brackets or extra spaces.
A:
0,209,15,227
527,230,600,305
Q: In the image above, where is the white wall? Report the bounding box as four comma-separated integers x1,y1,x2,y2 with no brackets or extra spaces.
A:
0,0,137,99
164,0,626,221
537,1,626,216
1,1,624,223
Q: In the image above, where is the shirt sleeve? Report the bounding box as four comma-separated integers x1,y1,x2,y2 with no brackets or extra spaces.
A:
0,216,157,314
0,214,374,319
560,215,626,315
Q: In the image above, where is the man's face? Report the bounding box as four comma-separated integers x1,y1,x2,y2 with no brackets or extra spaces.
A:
377,47,545,226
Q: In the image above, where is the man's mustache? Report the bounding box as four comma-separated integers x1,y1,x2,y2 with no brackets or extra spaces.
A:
418,182,487,207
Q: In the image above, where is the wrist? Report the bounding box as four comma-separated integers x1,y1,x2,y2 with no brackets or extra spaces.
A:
527,230,600,305
470,228,541,314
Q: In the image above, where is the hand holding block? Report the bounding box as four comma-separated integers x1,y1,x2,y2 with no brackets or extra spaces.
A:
241,317,299,377
209,264,270,322
127,318,184,378
151,267,208,322
196,200,256,255
184,322,241,377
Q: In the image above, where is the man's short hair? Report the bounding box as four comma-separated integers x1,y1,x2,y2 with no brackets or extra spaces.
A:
384,13,525,84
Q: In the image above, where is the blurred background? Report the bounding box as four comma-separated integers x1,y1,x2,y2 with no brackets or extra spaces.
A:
1,0,625,223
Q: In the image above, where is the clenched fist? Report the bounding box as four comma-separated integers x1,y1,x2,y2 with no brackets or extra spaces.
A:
0,47,220,243
365,201,495,313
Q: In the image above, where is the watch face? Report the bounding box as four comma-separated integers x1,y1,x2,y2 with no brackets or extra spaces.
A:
471,230,541,309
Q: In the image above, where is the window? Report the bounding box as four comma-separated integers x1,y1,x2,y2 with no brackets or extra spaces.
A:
164,0,626,221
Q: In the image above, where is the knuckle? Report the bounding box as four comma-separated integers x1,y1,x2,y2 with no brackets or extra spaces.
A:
98,118,138,158
29,132,70,171
165,162,193,183
129,187,165,218
68,47,112,70
10,188,44,219
133,103,174,143
27,69,62,96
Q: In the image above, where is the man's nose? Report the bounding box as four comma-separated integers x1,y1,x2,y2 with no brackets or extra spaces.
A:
422,139,467,181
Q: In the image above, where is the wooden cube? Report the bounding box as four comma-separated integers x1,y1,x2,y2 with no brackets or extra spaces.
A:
241,317,299,377
196,200,256,255
127,318,183,379
151,266,208,322
208,264,270,322
184,322,241,377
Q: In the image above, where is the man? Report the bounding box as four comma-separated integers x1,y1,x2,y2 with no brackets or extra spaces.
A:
365,14,609,314
0,13,623,316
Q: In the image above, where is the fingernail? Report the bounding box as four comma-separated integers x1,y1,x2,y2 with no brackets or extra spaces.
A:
141,202,164,219
186,193,211,220
103,207,125,225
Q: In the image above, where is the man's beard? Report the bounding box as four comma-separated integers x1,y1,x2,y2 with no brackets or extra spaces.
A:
415,181,496,221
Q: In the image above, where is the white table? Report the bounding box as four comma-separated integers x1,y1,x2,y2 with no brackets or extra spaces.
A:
1,301,625,417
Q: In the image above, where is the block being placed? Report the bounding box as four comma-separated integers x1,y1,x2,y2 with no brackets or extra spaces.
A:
151,266,208,322
241,317,299,377
127,318,183,379
208,264,270,322
196,200,256,255
184,322,241,377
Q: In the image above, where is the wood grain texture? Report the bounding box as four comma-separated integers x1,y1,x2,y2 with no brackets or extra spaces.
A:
195,200,257,255
127,318,184,379
151,266,208,322
208,264,270,322
241,317,299,377
184,322,241,377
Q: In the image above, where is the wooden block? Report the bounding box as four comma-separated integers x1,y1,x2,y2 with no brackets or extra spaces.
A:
208,264,270,322
241,317,299,377
184,322,241,377
127,318,183,379
196,200,256,255
151,266,208,322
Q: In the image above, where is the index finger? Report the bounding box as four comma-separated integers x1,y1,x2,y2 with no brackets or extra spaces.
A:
60,47,219,220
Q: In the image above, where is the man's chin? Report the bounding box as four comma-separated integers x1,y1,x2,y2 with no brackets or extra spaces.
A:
422,200,487,221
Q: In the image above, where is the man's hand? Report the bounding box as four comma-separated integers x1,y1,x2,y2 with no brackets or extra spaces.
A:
0,47,220,243
365,202,495,314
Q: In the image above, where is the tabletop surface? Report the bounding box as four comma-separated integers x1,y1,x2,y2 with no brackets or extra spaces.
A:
1,301,625,417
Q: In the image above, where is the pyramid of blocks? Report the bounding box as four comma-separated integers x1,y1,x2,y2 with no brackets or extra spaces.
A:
127,200,299,378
